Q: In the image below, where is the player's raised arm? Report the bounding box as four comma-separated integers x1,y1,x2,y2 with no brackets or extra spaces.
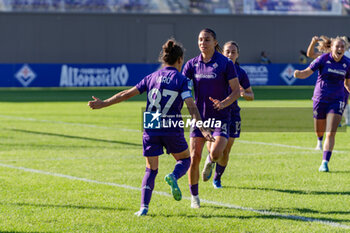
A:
307,36,322,59
88,87,140,109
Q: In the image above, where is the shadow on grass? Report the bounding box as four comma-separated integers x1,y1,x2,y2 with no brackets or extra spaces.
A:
4,128,142,147
0,201,128,212
329,170,350,174
154,205,350,224
226,186,350,196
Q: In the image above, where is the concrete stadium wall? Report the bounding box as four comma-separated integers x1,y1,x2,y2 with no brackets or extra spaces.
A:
0,12,349,64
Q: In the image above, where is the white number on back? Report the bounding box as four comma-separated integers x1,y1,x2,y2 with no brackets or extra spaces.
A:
147,88,178,115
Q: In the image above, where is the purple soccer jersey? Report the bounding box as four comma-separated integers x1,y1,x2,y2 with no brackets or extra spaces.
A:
309,53,350,103
228,64,251,138
230,63,251,114
136,66,193,136
182,51,238,121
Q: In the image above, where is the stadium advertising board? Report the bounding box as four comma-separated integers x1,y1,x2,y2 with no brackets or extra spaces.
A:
0,63,316,87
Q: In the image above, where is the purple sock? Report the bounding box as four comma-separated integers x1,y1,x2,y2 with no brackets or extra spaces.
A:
318,136,323,141
140,167,158,208
323,151,332,162
189,184,198,196
172,157,191,180
213,163,226,181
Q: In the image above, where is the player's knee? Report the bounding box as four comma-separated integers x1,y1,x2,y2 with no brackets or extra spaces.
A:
211,149,223,162
190,153,202,165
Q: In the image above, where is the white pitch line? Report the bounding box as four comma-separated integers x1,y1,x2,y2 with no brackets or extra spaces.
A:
0,162,349,229
238,140,346,153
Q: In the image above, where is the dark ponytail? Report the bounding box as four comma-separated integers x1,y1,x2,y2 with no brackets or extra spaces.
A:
159,39,184,65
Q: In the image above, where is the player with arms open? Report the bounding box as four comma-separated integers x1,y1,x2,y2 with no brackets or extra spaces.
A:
88,39,214,216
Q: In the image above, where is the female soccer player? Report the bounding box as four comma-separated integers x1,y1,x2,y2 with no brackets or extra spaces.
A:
206,41,254,189
88,39,214,216
182,28,240,208
294,37,350,172
306,35,350,150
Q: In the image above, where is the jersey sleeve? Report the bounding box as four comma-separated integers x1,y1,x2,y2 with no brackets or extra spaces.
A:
239,67,251,89
309,54,324,71
180,77,193,100
182,61,193,80
226,59,238,81
135,75,148,94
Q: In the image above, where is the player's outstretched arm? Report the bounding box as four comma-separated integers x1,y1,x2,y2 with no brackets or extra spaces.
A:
88,87,140,109
184,97,215,142
294,67,313,80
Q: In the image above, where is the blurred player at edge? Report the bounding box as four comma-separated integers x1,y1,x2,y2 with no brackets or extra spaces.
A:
205,41,254,189
88,39,214,216
182,28,240,208
295,37,350,172
306,35,350,150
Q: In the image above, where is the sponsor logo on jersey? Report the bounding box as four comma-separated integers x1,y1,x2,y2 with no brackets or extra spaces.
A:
15,64,36,87
328,68,346,76
194,73,217,79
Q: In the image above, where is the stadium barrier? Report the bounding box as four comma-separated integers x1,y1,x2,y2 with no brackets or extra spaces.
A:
0,63,317,88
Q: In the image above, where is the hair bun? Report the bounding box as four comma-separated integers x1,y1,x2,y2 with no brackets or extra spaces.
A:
159,38,184,65
164,40,174,53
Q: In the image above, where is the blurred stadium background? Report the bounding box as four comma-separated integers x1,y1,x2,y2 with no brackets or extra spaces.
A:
0,0,350,87
0,0,349,88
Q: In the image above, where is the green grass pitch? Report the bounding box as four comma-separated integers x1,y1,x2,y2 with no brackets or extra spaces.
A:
0,86,350,232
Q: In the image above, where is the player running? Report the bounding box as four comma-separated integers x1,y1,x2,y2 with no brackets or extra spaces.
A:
88,39,214,216
182,28,240,208
205,41,254,189
294,36,350,172
306,35,350,150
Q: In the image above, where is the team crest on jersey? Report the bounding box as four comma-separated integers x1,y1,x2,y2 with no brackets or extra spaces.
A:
15,64,37,87
194,63,199,67
326,61,331,64
343,63,347,68
212,62,218,69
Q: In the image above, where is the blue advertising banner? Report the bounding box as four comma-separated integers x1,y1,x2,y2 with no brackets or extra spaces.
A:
0,63,161,88
0,63,316,88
